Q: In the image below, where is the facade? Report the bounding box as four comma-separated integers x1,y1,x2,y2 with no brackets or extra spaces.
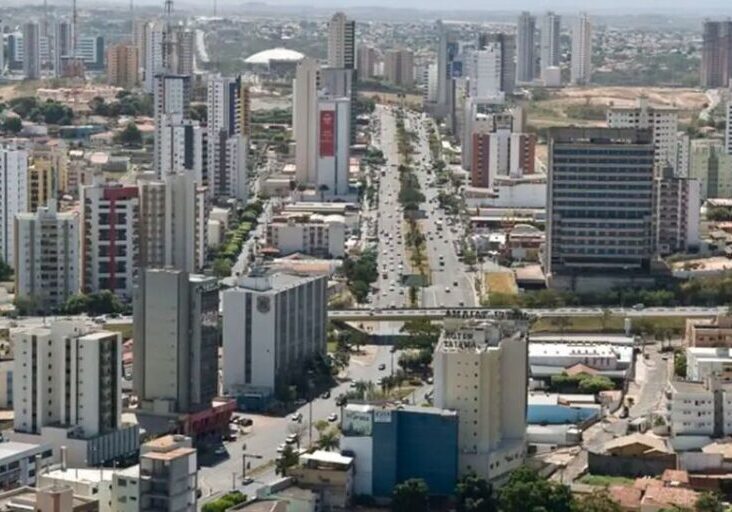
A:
0,144,29,268
76,36,104,70
134,269,219,416
294,57,321,187
516,12,536,83
288,451,354,510
607,97,680,172
157,114,206,184
106,43,139,89
80,180,139,299
341,405,458,497
478,33,516,95
153,74,191,177
433,320,527,482
570,13,592,85
22,22,41,80
143,21,164,93
540,11,561,80
27,146,61,212
0,442,53,488
169,27,195,78
14,203,80,311
689,139,732,199
685,315,732,348
687,347,732,383
465,46,503,100
666,379,732,437
357,44,377,80
40,466,141,512
652,167,700,256
327,12,355,70
316,97,351,196
701,20,732,89
265,213,346,258
727,94,732,156
384,49,414,88
545,128,655,279
139,435,197,512
222,272,327,399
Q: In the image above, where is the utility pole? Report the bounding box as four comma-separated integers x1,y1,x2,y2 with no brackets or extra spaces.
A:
241,444,262,482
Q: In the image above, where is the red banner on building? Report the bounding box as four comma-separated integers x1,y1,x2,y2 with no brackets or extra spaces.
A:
319,110,335,157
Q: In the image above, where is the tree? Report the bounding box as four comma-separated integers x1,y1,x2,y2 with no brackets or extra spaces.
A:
455,472,496,512
0,258,12,281
399,319,440,350
275,444,299,476
319,184,329,201
578,375,615,394
201,492,247,512
674,351,687,378
1,116,22,134
392,478,429,512
316,428,340,451
572,490,621,512
115,122,142,147
86,291,124,315
695,491,724,512
313,419,329,435
498,467,573,512
213,258,232,278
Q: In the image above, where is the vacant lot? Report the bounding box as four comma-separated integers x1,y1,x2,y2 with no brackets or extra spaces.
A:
485,272,519,296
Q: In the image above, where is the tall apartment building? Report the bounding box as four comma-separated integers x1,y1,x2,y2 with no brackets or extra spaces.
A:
0,144,29,267
677,131,691,177
14,203,80,311
701,20,732,89
153,74,191,177
139,435,198,512
540,11,561,79
689,139,732,199
316,97,351,196
80,180,139,299
138,172,208,273
666,379,732,437
570,12,592,85
134,269,219,416
433,320,527,482
327,12,355,70
22,22,41,80
294,57,321,186
13,320,121,437
478,33,516,95
725,88,732,156
516,12,536,83
157,114,206,183
652,167,701,256
607,97,680,172
357,44,377,80
143,21,165,92
384,49,414,88
222,272,327,399
465,46,504,100
106,43,139,88
27,153,56,212
169,26,195,78
206,75,249,201
76,36,104,70
545,128,655,282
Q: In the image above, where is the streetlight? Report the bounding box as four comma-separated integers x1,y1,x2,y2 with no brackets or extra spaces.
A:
241,443,262,483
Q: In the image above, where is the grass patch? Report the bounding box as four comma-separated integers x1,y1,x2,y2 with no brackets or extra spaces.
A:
485,272,518,296
531,315,688,334
578,474,635,487
103,322,133,340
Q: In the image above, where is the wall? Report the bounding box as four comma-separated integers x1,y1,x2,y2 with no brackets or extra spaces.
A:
587,451,676,477
527,404,600,425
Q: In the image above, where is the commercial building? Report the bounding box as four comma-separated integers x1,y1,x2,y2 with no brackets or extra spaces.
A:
106,43,139,89
666,379,732,437
607,97,680,172
687,347,732,382
685,315,732,348
0,484,100,511
39,465,141,512
133,269,219,416
265,212,346,258
76,36,105,70
357,44,377,80
433,320,527,482
384,49,414,88
222,271,327,402
545,128,655,284
478,33,516,95
316,97,351,196
327,12,355,70
341,404,458,497
570,13,592,85
0,144,29,267
652,167,700,256
516,12,536,83
465,47,504,100
80,180,139,299
22,22,40,80
14,203,80,312
689,139,732,199
287,451,354,510
153,74,191,177
540,12,561,80
701,20,732,89
139,435,198,511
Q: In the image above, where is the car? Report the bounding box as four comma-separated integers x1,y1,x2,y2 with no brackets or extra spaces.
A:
286,433,299,443
632,303,645,311
453,281,459,287
321,390,331,399
285,437,297,445
445,287,451,293
378,363,386,370
328,413,338,422
290,412,303,422
349,381,358,389
242,477,254,485
214,446,227,456
276,444,285,454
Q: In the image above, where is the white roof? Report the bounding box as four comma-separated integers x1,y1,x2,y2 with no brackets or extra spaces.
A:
245,48,304,64
0,442,45,461
301,450,353,466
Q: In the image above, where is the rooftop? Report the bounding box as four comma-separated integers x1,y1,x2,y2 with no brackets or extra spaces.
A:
603,433,671,454
300,450,353,467
244,48,304,65
143,447,196,462
0,442,47,460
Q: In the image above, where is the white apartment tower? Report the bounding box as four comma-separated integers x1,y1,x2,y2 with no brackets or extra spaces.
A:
143,21,164,92
0,144,29,267
153,74,191,177
327,12,355,70
294,57,321,186
466,46,504,100
316,97,351,196
157,114,206,183
517,12,536,83
14,203,80,311
433,320,528,482
540,11,561,80
725,84,732,156
571,13,592,85
23,22,41,80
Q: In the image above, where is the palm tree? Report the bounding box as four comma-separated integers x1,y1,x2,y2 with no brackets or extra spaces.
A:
318,184,329,201
317,428,340,451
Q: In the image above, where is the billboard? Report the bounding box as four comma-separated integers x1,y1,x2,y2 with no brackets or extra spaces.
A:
319,110,335,157
342,408,372,436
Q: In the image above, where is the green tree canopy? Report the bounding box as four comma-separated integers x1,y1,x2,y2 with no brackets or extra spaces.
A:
115,122,142,147
2,116,22,134
498,467,573,512
392,478,429,512
455,472,496,512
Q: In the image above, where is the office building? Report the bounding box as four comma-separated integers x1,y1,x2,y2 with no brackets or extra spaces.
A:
433,320,527,482
384,49,414,88
540,12,561,80
143,21,164,92
134,269,219,416
327,12,355,70
287,451,354,509
571,13,592,85
478,33,516,95
153,74,191,177
666,379,732,437
207,75,249,200
0,144,29,268
607,97,680,172
545,128,655,282
106,43,139,88
357,44,377,80
222,272,327,401
14,203,80,312
316,97,351,196
689,139,732,199
435,19,456,112
517,12,536,83
54,19,73,60
22,22,41,80
465,47,503,100
265,212,346,258
341,404,458,497
80,180,139,299
294,57,321,186
157,114,206,183
701,20,732,89
652,168,700,256
76,36,104,70
139,435,198,511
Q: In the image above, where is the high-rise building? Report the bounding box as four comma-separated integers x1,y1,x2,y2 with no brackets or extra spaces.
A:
14,203,80,311
677,131,691,177
0,144,29,267
689,139,732,199
652,167,701,256
725,88,732,156
384,49,414,88
516,12,536,83
607,97,680,172
170,26,195,77
27,152,56,212
0,22,5,74
157,114,206,182
466,46,503,100
132,18,148,72
143,21,164,92
327,12,355,70
80,180,139,299
53,19,73,60
106,43,139,88
540,11,561,80
545,128,655,281
478,33,516,95
357,44,377,80
316,97,351,196
206,75,249,201
435,20,452,109
133,269,219,415
222,272,327,400
433,320,527,482
571,12,592,85
139,435,198,512
75,36,104,70
701,20,732,89
294,57,321,186
22,22,41,80
153,74,191,177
